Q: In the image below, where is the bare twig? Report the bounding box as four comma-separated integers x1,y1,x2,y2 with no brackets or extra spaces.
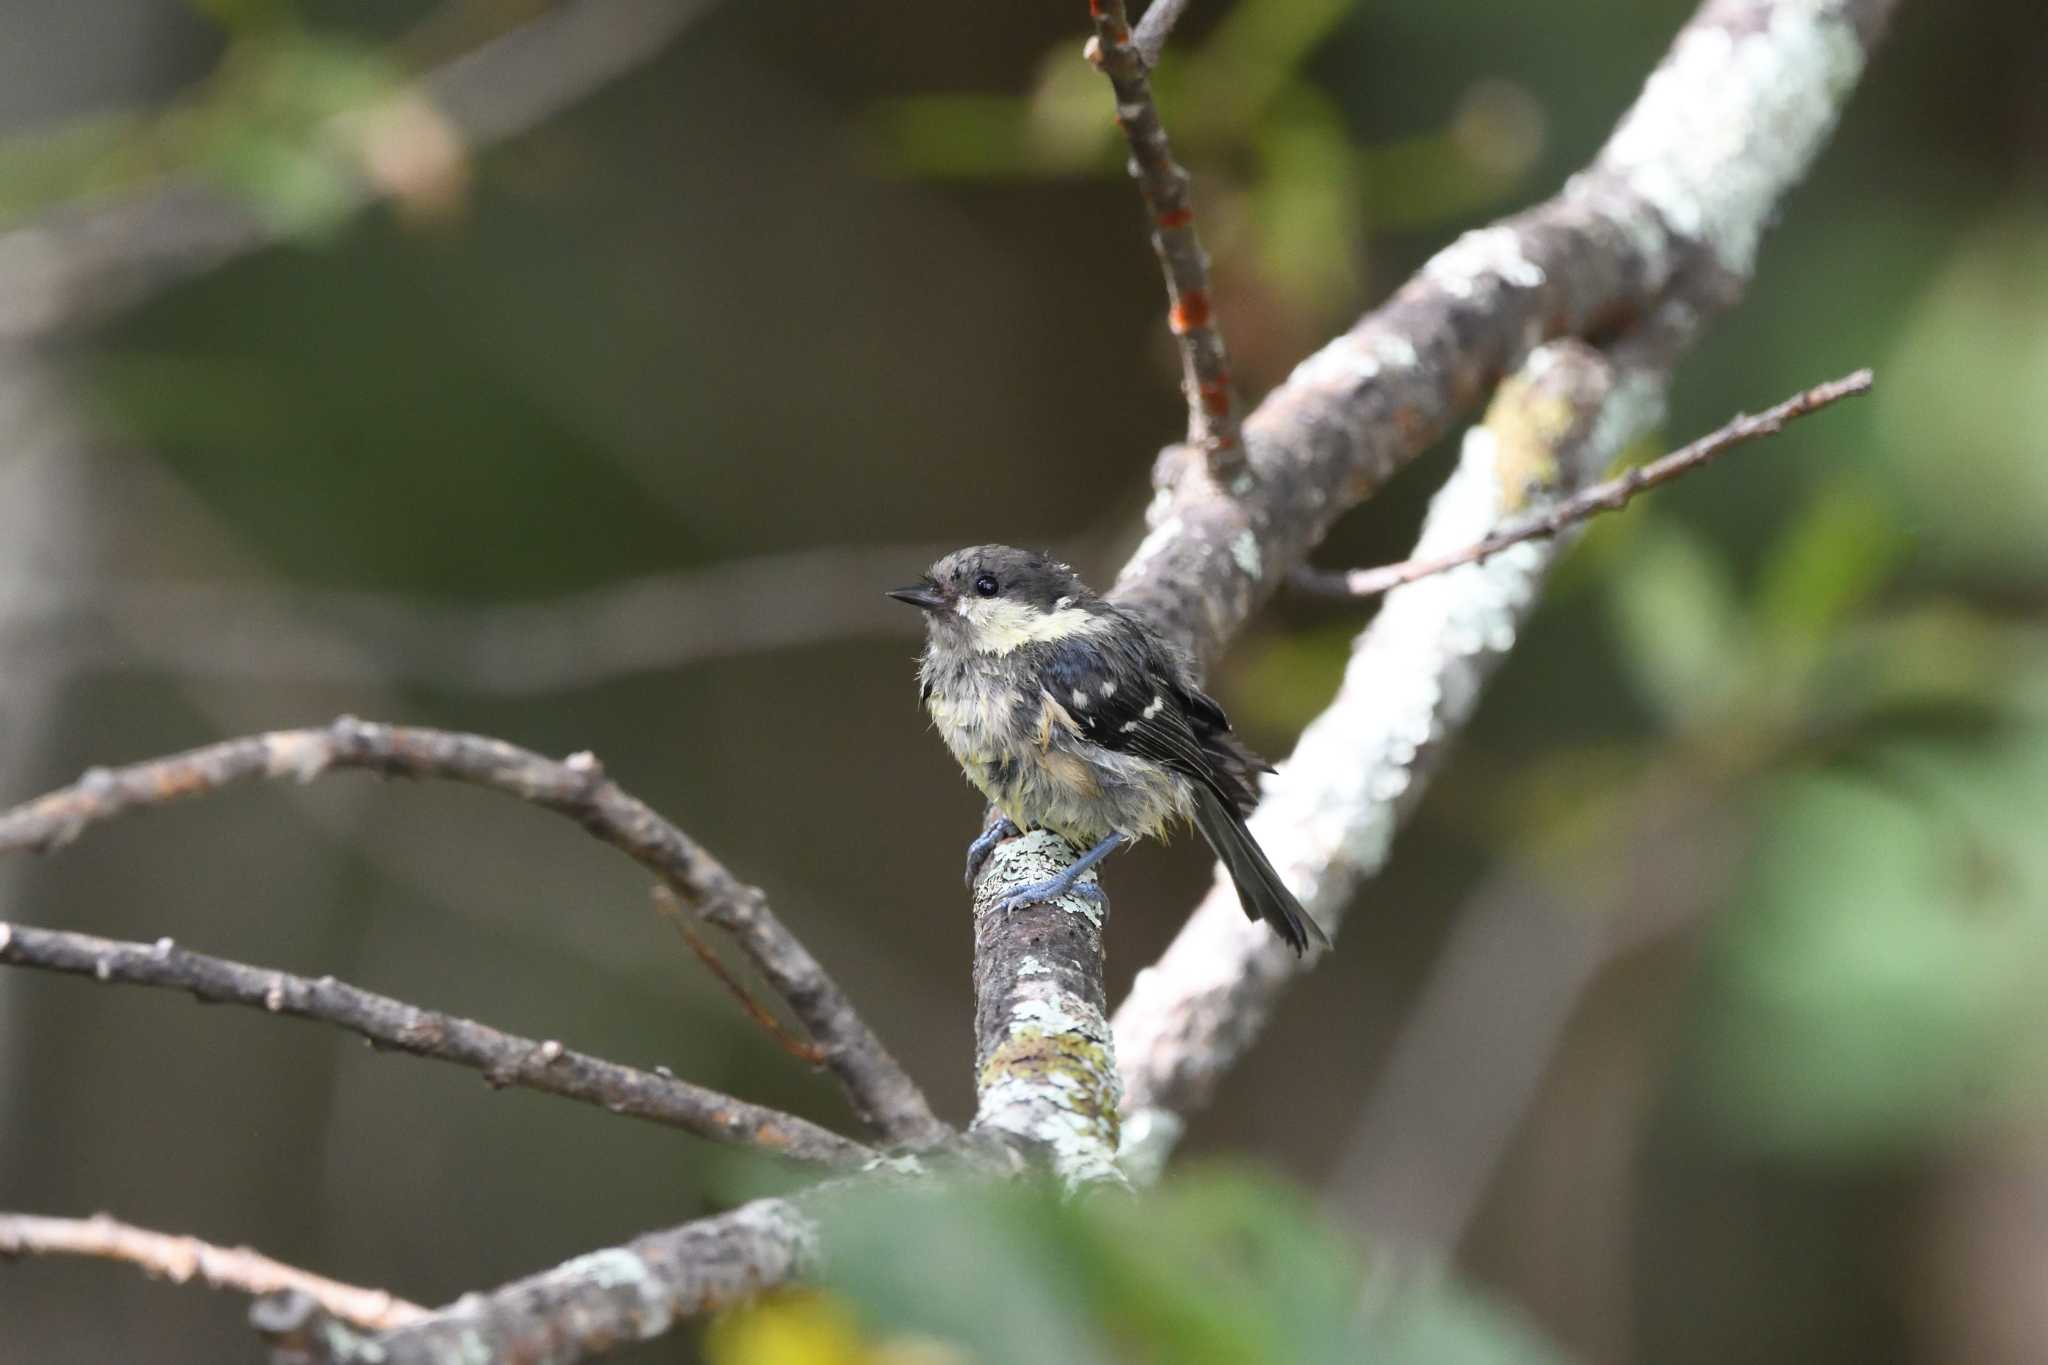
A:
0,920,872,1167
0,1212,427,1331
254,1191,827,1365
0,718,947,1150
1085,0,1243,475
1291,368,1874,599
654,886,827,1066
1132,0,1195,69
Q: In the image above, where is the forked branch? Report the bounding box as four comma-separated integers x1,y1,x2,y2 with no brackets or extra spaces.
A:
1292,368,1874,599
0,717,946,1149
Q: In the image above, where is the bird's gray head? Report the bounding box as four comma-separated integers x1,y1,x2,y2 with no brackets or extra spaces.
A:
887,545,1099,654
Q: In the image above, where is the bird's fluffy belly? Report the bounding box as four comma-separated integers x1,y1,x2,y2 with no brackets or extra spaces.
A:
925,675,1186,844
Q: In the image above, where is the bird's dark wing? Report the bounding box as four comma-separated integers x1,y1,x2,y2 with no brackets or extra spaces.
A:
1039,634,1226,789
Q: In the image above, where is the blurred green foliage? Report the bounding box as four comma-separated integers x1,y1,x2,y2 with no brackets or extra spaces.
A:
711,1168,1570,1365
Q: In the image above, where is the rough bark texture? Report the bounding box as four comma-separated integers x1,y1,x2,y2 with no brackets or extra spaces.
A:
1115,342,1655,1145
1107,0,1897,1160
1111,0,1894,674
1087,0,1243,472
968,833,1123,1186
0,922,872,1167
0,717,945,1149
256,1194,822,1365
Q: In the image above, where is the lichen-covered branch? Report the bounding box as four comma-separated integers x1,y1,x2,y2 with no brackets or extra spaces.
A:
1115,341,1661,1159
1292,368,1874,599
1108,0,1897,678
0,1212,427,1332
967,833,1123,1186
1086,0,1244,473
0,717,946,1149
982,0,1895,1191
256,1193,825,1365
0,920,872,1167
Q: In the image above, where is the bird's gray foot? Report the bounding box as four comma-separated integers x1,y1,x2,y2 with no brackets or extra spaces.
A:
964,810,1022,889
990,833,1125,913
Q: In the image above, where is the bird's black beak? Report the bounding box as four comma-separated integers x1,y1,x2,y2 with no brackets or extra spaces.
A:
886,581,948,612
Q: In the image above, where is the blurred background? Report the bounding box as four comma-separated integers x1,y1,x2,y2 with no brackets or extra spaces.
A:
0,0,2043,1361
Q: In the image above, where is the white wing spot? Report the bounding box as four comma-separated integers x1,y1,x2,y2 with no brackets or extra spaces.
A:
1120,720,1139,733
1142,695,1165,719
1100,681,1117,699
1071,689,1090,709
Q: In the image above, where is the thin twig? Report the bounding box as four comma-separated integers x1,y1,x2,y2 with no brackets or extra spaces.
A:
0,718,947,1150
654,887,826,1066
0,1212,427,1331
1290,369,1873,599
1085,0,1244,477
1131,0,1194,68
0,921,873,1167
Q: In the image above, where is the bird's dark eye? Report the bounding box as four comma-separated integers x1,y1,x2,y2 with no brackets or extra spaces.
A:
973,574,1000,597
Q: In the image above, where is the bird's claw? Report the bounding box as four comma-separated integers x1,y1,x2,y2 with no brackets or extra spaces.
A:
993,874,1107,914
964,813,1022,889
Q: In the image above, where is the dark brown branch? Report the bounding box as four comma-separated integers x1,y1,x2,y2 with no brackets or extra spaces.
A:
1086,0,1244,475
0,1212,427,1331
0,718,947,1150
0,921,873,1168
1291,368,1874,599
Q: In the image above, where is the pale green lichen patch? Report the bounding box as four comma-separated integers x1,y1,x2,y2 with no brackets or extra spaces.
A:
1229,529,1262,579
976,1022,1122,1166
554,1248,672,1338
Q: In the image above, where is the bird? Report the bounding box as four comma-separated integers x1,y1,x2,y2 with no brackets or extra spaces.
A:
888,544,1327,954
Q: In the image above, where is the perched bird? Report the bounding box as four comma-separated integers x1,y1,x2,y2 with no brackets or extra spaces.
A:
889,544,1327,954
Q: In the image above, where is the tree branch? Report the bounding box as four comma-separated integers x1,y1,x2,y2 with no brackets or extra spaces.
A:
0,921,873,1167
967,833,1123,1186
1105,0,1896,678
253,1191,827,1365
1291,368,1873,599
1101,0,1895,1165
0,1212,427,1332
0,717,947,1150
1086,0,1244,474
1116,336,1660,1167
1131,0,1194,69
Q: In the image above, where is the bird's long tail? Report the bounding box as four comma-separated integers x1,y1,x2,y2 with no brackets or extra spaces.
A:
1190,786,1329,954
